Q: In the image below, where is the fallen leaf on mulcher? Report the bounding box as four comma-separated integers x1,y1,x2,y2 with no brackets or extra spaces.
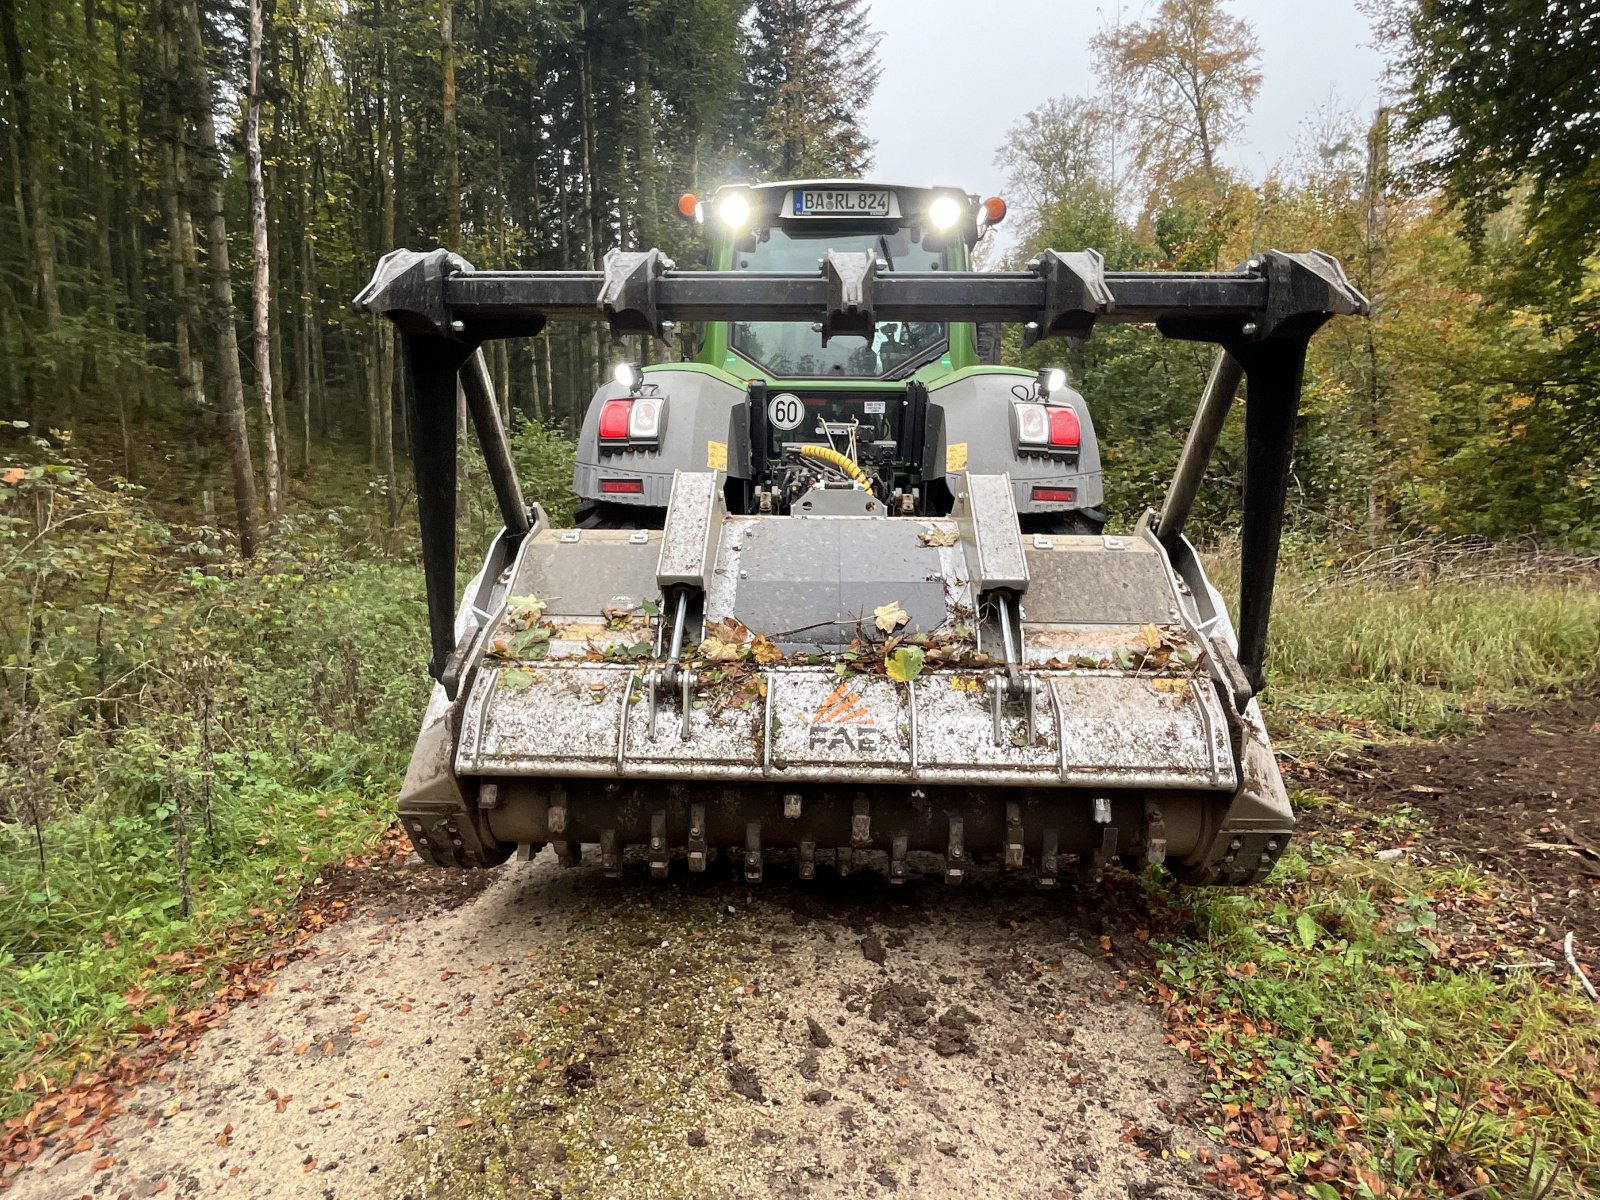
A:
918,526,959,547
874,601,909,633
697,616,752,662
886,646,926,684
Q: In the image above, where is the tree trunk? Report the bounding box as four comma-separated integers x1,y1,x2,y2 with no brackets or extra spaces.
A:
441,0,460,250
377,1,399,528
0,0,63,424
578,5,603,391
176,0,257,557
246,0,281,518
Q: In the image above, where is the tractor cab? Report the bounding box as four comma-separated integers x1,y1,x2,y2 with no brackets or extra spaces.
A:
691,181,990,381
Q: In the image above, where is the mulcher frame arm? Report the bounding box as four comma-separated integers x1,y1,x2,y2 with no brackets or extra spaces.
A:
354,245,1367,699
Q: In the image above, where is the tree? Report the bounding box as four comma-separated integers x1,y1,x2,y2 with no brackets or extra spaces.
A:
172,0,258,556
1091,0,1261,201
246,0,282,518
743,0,883,178
1379,0,1600,536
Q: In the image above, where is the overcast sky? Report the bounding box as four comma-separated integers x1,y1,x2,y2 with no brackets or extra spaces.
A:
861,0,1390,198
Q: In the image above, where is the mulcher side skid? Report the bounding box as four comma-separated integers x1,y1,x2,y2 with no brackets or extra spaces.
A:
357,241,1366,886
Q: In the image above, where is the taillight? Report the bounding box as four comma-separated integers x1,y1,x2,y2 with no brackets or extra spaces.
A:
598,393,666,450
599,398,632,442
1048,405,1080,448
628,396,663,443
599,478,644,494
1013,402,1079,455
1013,402,1049,447
1031,486,1076,504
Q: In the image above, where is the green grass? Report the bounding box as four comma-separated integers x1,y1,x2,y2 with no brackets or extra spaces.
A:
1141,840,1600,1198
1137,548,1600,1198
1201,545,1600,741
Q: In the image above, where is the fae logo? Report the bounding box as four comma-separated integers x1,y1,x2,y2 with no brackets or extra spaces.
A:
808,679,880,752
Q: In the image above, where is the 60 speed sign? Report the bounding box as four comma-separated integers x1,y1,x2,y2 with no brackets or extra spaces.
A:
767,392,805,431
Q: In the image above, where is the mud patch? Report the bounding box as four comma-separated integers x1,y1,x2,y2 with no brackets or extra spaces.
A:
1318,681,1600,949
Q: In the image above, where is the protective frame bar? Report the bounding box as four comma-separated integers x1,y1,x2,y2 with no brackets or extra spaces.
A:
355,245,1367,697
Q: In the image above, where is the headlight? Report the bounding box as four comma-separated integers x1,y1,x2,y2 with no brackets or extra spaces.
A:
717,191,751,230
928,195,963,230
1037,367,1066,396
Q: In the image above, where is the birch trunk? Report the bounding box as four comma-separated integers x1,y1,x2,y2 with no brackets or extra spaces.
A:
246,0,281,517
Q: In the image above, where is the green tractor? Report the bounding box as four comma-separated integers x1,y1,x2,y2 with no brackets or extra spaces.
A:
356,177,1365,887
571,181,1104,538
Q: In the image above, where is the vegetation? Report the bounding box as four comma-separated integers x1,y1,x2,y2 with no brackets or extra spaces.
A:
0,447,423,1118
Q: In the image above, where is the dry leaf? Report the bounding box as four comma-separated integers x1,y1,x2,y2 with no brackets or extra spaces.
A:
918,526,959,547
874,601,909,633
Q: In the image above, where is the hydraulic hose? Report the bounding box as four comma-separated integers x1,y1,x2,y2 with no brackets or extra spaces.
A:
796,443,870,487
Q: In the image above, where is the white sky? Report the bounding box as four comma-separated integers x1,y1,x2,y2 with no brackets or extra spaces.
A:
861,0,1389,196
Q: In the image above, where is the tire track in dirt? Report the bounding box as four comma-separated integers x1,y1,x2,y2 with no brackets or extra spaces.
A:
10,854,1216,1200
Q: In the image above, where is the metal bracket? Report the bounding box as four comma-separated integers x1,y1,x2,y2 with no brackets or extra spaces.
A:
1023,249,1114,348
353,247,475,338
821,249,877,344
598,248,676,341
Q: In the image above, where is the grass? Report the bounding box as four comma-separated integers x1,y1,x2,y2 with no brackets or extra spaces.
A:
1142,839,1600,1197
0,454,430,1120
1199,544,1600,743
1135,544,1600,1198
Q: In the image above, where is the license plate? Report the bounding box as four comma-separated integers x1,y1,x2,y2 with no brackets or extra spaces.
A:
791,188,894,217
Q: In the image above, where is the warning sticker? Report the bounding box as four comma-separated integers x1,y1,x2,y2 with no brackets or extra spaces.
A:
946,441,968,471
706,440,728,470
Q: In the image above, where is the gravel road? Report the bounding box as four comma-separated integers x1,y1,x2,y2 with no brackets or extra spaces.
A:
11,852,1216,1200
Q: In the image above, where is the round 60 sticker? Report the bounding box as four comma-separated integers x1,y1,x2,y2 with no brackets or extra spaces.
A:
767,392,805,431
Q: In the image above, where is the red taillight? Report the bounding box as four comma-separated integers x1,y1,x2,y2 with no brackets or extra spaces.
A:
1048,406,1080,448
599,398,632,441
1031,486,1077,504
599,478,644,494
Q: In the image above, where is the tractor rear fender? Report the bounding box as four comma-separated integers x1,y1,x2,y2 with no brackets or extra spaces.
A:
924,370,1104,516
572,368,750,508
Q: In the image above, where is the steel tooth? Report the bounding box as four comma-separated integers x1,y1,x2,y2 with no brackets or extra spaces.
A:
836,846,854,877
551,840,578,869
889,833,908,884
799,839,816,880
1004,800,1025,870
548,784,568,835
1143,800,1168,867
600,829,621,878
650,811,669,878
516,842,536,862
1039,828,1059,888
476,782,500,811
687,802,707,873
1079,797,1115,885
851,795,871,848
945,815,965,885
744,821,763,883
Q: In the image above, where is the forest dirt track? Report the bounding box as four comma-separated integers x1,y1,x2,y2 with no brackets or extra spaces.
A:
7,855,1215,1200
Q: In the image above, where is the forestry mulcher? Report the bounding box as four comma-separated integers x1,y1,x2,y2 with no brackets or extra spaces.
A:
356,179,1366,887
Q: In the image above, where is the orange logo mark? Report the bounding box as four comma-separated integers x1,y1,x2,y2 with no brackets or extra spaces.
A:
812,679,875,726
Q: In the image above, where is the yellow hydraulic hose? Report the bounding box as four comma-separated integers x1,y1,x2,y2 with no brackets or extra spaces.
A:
796,443,870,487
